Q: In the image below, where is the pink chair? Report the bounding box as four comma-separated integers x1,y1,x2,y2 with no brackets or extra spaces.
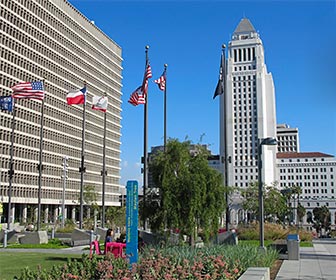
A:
89,240,103,257
105,242,126,258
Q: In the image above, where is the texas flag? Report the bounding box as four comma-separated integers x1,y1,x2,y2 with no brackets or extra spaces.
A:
66,87,86,105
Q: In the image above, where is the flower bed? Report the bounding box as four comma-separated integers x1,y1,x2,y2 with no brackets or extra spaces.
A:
17,244,278,279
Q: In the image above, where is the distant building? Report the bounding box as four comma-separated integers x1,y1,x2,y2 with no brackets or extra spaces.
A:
277,152,336,229
221,18,277,191
0,0,122,225
208,155,221,174
276,124,300,153
219,18,277,225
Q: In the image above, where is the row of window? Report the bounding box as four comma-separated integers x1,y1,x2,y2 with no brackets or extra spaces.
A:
0,33,121,106
233,48,256,63
0,184,120,202
1,1,122,78
279,167,333,173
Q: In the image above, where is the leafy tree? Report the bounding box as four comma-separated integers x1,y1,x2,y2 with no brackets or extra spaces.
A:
312,206,331,236
264,185,288,222
105,206,126,229
241,182,287,222
83,185,99,229
148,139,226,245
241,182,259,217
281,185,303,225
297,203,306,223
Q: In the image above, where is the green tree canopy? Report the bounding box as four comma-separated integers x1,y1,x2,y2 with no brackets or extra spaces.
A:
312,205,331,235
241,182,288,222
148,139,226,244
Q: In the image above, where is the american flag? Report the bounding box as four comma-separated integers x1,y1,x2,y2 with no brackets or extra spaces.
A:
128,86,145,106
12,81,45,100
129,61,152,106
154,70,166,91
141,63,152,96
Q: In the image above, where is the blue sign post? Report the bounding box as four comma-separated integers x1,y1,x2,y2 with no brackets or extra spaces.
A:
126,180,138,265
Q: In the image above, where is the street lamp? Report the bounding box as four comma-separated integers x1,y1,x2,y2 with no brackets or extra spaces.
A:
258,137,277,250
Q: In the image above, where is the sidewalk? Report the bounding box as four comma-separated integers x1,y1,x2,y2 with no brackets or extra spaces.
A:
276,239,336,280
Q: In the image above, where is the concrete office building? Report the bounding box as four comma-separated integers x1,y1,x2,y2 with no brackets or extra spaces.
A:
0,0,122,225
220,18,277,224
277,152,336,229
276,124,300,153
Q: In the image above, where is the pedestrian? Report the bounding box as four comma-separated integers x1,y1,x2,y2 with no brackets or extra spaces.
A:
104,228,114,254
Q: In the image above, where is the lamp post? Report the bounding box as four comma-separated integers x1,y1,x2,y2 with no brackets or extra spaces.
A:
258,137,277,250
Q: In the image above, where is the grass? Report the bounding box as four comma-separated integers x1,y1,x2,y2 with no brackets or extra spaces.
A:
3,239,70,249
0,252,82,280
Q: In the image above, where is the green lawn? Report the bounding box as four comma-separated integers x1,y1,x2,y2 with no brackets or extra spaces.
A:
0,252,82,280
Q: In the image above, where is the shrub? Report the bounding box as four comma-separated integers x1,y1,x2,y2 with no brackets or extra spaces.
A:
17,244,278,279
238,223,313,242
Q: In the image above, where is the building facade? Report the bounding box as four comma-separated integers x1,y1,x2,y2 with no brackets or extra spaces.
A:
277,152,336,229
221,18,277,190
0,0,122,224
276,124,300,153
219,18,277,224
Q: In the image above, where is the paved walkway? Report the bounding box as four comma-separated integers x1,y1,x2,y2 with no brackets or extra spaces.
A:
276,239,336,280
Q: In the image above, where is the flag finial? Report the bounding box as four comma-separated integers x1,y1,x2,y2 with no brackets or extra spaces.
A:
222,44,226,49
145,45,149,50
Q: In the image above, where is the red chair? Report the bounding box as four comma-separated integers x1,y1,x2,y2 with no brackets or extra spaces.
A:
89,240,103,257
105,242,126,258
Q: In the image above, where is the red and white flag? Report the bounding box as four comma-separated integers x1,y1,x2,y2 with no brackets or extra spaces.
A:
141,63,152,97
128,86,145,106
66,87,86,105
154,70,166,91
128,61,152,106
11,81,45,100
92,95,108,112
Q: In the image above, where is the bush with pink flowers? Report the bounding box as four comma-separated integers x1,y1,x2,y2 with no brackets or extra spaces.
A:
17,244,278,279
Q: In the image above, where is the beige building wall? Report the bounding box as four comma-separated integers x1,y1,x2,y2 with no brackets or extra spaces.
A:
0,0,122,223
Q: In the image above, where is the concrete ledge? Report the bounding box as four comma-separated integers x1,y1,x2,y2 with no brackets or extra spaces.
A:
238,267,270,280
19,231,48,244
0,230,20,243
71,228,100,247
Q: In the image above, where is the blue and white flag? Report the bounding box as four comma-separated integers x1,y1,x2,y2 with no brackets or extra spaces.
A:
0,96,13,112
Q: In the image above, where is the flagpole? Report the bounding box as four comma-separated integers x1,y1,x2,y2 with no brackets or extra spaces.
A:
163,64,168,152
101,92,107,228
7,98,16,230
220,44,230,231
79,81,87,229
37,79,46,231
143,45,149,230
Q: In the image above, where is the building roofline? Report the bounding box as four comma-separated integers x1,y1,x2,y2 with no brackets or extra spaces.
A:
277,152,334,159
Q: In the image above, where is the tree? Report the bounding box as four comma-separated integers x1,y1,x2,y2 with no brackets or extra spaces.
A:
148,139,226,245
312,206,331,236
297,203,306,224
105,206,126,230
241,182,287,222
83,185,99,229
264,185,288,222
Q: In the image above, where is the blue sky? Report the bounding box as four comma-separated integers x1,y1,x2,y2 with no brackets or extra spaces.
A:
68,0,336,186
